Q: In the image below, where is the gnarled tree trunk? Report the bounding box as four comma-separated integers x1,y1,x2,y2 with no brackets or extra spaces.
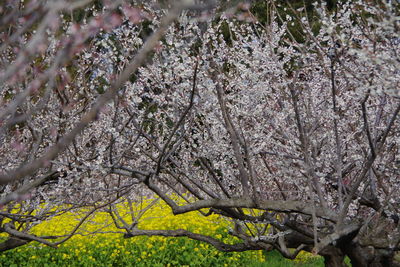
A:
321,247,347,267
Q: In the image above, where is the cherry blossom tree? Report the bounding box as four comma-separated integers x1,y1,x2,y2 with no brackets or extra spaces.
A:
0,0,216,252
1,1,400,266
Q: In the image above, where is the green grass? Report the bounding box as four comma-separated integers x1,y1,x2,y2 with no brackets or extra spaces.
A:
251,250,324,267
0,240,325,267
0,198,327,266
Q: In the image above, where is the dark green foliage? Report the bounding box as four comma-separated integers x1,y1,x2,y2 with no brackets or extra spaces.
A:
71,9,86,23
129,73,137,83
222,61,235,74
60,0,102,24
140,20,154,41
4,90,14,101
218,20,235,46
95,77,107,94
250,1,270,25
189,38,203,56
138,99,158,135
165,116,174,129
249,0,339,42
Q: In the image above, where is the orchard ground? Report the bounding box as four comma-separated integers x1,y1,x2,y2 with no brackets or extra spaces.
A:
0,197,322,266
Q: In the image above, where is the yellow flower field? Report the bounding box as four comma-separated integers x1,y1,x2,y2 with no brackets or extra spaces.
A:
0,196,319,266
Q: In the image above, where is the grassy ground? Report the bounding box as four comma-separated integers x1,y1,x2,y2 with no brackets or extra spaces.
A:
0,198,330,266
252,250,324,267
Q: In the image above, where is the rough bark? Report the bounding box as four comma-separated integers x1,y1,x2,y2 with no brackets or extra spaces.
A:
341,242,400,267
321,247,347,267
346,247,400,267
0,237,29,252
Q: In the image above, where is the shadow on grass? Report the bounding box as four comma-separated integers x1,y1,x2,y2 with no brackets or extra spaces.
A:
250,250,324,267
250,250,354,267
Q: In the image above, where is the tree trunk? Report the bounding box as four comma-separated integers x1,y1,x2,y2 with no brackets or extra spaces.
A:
0,237,29,252
321,247,347,267
320,244,400,267
323,255,347,267
365,249,400,267
342,242,400,267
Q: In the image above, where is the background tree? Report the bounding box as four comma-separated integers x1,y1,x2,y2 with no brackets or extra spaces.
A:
1,1,400,267
0,0,216,252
